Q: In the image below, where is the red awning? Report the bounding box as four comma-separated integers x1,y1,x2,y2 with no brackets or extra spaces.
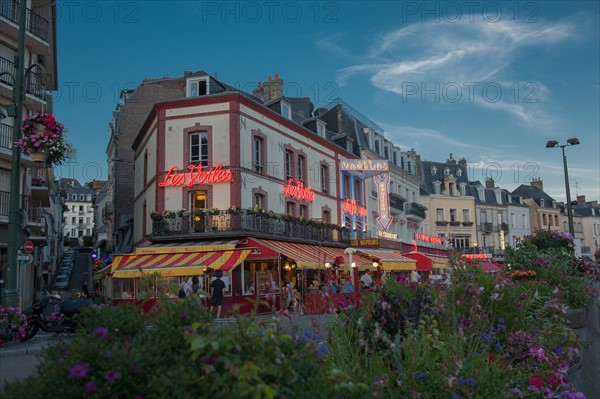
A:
355,249,416,270
471,260,503,273
402,252,433,271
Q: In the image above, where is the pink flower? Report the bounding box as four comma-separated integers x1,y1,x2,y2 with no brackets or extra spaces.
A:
85,382,97,393
529,375,543,389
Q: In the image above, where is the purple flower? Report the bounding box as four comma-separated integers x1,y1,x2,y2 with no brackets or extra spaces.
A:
134,396,143,399
105,370,121,382
131,363,143,375
457,377,477,386
519,293,527,300
69,363,87,379
85,382,97,393
413,371,430,380
180,313,188,320
92,326,109,340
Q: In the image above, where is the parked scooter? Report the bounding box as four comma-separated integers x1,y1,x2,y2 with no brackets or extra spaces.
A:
21,294,93,341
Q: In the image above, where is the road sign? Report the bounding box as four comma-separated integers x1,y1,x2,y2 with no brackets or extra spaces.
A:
18,254,33,263
23,241,34,253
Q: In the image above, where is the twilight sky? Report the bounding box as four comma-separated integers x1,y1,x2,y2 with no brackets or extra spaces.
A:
53,1,599,202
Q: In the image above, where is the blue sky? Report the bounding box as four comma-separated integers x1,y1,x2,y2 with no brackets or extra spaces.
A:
53,1,599,202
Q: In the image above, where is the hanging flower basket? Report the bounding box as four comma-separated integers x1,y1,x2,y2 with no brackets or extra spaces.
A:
16,113,75,165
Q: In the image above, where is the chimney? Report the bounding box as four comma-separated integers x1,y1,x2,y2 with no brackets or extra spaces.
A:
315,107,328,117
446,153,456,164
252,74,284,102
576,195,585,203
530,177,543,191
183,70,192,77
485,177,495,188
458,157,467,166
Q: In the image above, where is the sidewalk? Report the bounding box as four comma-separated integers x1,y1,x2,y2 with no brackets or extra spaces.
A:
0,332,70,357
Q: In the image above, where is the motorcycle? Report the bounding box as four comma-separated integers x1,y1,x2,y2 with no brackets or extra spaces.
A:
21,294,93,341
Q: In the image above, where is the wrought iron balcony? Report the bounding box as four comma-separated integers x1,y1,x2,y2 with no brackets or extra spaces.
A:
405,202,427,219
0,56,51,100
151,210,349,245
449,221,462,227
435,220,449,226
0,0,50,41
388,193,406,210
501,222,509,232
480,222,494,232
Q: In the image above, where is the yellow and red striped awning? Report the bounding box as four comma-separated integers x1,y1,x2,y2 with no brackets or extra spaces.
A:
110,249,251,278
356,249,416,271
256,239,374,268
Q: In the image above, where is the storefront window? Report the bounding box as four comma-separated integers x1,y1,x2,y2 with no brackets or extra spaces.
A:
247,261,279,295
156,276,180,298
112,278,135,299
233,263,255,295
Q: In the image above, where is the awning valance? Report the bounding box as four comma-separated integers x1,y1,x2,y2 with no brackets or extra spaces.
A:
134,239,240,254
356,249,416,271
110,249,251,278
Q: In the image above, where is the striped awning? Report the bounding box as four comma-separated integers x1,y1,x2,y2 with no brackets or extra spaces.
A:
256,239,373,268
134,240,240,254
356,249,416,271
110,248,251,278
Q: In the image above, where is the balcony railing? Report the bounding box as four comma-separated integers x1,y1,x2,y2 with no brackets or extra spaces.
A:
481,222,494,232
449,221,461,227
435,220,449,226
151,210,349,245
388,193,406,210
405,202,426,219
0,190,43,222
501,222,509,232
0,56,51,100
0,0,50,41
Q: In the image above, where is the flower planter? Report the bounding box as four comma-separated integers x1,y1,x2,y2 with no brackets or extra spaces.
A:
564,308,587,329
34,123,46,135
30,150,49,163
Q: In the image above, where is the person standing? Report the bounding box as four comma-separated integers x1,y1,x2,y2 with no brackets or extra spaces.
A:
209,270,226,319
360,270,373,289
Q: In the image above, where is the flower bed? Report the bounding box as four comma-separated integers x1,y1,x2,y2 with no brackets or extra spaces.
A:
0,306,28,345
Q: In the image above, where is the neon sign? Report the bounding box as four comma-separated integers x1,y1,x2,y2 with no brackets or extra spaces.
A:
283,179,315,202
340,159,389,171
374,173,392,230
158,164,233,187
463,254,488,260
414,233,443,245
343,199,367,217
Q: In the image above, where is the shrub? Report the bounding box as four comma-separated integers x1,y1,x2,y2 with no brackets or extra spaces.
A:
0,306,28,345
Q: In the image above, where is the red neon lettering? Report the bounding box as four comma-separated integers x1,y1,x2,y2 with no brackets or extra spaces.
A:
414,233,442,245
283,179,315,202
343,199,367,217
158,164,233,187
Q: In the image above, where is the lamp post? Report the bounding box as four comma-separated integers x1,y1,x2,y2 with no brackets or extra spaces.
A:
0,3,47,307
545,138,580,236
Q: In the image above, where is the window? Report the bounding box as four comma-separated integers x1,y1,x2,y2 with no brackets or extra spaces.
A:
253,193,265,209
480,210,487,222
322,209,331,223
511,213,516,227
253,136,264,174
87,195,92,201
281,103,291,119
554,215,559,226
450,209,457,222
286,202,295,216
72,205,76,212
343,174,351,198
297,155,306,183
190,133,208,167
542,214,547,225
86,229,90,235
317,121,326,138
79,217,83,224
71,229,76,236
78,230,84,237
299,205,308,219
79,205,84,213
71,217,76,224
459,184,466,196
384,146,389,160
436,208,444,221
72,194,76,200
522,214,527,228
346,140,352,152
392,152,398,165
540,199,545,207
187,78,208,97
80,195,84,201
320,163,329,194
86,217,90,224
354,179,362,203
462,209,470,222
374,140,380,154
143,151,148,184
285,150,293,179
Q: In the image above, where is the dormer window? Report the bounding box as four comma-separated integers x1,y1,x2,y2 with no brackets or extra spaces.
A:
187,77,209,97
431,165,438,175
456,168,462,177
316,121,326,138
459,183,466,196
540,199,545,207
392,151,398,165
346,140,352,152
444,167,450,176
552,200,557,208
374,140,380,155
384,146,389,160
281,102,291,119
433,181,441,195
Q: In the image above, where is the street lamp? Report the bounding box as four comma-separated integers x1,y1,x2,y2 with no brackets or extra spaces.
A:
546,138,580,235
0,3,47,307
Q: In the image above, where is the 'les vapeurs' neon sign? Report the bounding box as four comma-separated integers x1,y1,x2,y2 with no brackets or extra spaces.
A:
158,164,233,187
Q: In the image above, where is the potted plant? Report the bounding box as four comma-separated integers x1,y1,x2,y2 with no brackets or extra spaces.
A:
227,205,241,215
209,207,221,215
523,229,574,250
16,113,75,165
162,210,175,219
150,212,163,221
0,306,28,345
193,208,206,217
